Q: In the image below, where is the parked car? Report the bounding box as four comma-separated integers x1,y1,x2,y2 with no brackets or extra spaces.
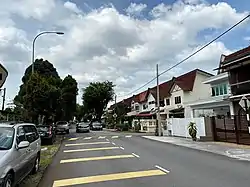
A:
0,122,41,187
91,122,103,131
76,122,90,133
56,121,70,134
37,124,56,145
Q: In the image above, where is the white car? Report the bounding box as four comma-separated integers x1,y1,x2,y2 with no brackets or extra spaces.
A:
0,122,41,187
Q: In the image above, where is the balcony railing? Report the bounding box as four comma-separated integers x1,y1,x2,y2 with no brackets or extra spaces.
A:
230,80,250,95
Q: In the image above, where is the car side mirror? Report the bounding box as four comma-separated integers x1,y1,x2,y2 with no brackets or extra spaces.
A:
17,141,30,149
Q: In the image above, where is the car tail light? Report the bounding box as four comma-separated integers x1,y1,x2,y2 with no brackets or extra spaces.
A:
49,126,52,135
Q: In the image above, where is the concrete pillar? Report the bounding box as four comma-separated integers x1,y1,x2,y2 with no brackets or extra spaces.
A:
229,102,235,117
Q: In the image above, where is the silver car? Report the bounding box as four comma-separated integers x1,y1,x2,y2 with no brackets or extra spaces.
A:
55,121,70,134
0,122,41,187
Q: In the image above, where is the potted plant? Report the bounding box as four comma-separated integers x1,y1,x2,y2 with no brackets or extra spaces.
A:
188,122,197,141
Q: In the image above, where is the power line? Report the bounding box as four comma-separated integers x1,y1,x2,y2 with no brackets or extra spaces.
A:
117,14,250,98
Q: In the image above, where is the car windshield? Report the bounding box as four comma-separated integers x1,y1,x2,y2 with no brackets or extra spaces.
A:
37,126,49,132
80,123,89,126
0,127,15,150
93,123,101,126
56,121,67,125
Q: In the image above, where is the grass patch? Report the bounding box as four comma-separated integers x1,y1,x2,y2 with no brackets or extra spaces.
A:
19,137,63,187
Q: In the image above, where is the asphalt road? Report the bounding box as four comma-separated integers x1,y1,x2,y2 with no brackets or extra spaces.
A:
39,128,250,187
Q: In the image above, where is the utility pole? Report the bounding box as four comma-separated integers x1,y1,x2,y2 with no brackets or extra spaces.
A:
156,64,162,136
1,88,6,111
113,94,117,128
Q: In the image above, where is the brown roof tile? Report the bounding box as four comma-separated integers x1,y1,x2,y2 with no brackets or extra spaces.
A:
223,46,250,64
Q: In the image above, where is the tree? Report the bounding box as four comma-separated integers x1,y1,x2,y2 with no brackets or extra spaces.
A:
75,104,85,121
14,58,61,106
82,81,114,120
23,73,60,123
60,75,78,121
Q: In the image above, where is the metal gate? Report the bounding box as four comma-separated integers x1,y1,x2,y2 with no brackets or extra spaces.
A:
212,115,250,145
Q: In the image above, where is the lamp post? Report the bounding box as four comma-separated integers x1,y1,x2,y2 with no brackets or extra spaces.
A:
31,31,64,74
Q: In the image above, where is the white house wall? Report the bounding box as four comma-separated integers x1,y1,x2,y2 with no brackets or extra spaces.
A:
147,93,156,111
166,84,184,109
183,72,212,104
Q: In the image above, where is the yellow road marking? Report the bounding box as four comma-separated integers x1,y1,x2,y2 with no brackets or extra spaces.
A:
63,146,120,153
53,169,166,187
68,138,78,141
60,154,135,163
111,136,119,139
65,142,110,147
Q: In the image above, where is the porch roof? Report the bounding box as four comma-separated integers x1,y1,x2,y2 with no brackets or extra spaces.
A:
187,97,230,109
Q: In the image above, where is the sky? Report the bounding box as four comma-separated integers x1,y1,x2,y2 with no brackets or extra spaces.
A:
0,0,250,107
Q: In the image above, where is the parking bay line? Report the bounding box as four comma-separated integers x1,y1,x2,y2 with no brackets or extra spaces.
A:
63,147,120,153
84,137,92,140
112,136,119,139
53,169,167,187
60,154,135,164
65,142,110,147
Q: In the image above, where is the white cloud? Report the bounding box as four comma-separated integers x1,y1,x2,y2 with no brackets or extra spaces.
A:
125,3,147,16
64,1,82,14
0,0,248,106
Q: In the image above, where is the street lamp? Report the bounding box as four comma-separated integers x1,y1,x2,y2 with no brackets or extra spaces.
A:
31,31,64,74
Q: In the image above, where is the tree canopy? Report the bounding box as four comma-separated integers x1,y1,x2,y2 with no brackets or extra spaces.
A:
82,81,114,120
14,58,78,124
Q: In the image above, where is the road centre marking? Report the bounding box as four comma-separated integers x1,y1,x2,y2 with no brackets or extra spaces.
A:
120,147,124,150
98,136,106,139
155,165,170,173
63,147,120,153
112,136,119,139
65,142,110,147
60,154,135,164
84,137,92,140
68,138,78,141
112,142,116,145
52,169,166,187
125,135,132,138
132,153,140,158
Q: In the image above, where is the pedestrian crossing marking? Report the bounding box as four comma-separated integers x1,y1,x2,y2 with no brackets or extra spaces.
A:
63,146,120,153
60,154,135,164
84,137,92,140
65,142,110,147
68,138,78,141
125,135,132,138
52,169,166,187
98,136,106,139
111,136,119,139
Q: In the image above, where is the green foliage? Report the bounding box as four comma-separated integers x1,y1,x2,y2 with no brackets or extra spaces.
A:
188,122,197,141
82,81,114,120
14,58,78,124
60,75,78,121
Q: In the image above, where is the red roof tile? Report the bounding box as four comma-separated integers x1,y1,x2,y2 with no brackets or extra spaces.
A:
223,46,250,64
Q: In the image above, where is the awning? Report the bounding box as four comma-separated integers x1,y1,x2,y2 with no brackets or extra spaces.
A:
169,108,184,113
136,113,154,117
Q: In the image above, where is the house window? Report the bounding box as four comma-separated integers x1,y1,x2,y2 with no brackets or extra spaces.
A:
135,105,139,111
174,96,181,104
166,99,170,106
143,104,147,109
212,83,228,96
149,101,155,105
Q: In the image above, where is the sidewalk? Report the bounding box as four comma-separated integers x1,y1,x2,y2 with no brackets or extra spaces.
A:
142,136,250,161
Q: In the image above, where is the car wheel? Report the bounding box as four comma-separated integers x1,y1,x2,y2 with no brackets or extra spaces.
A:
66,129,70,134
76,129,79,133
32,155,40,174
3,173,13,187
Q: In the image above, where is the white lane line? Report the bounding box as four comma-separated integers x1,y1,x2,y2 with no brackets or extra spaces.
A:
112,136,119,139
125,135,132,138
98,136,106,139
112,142,116,145
132,153,140,158
120,147,124,150
84,137,92,140
155,165,170,173
106,139,110,142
